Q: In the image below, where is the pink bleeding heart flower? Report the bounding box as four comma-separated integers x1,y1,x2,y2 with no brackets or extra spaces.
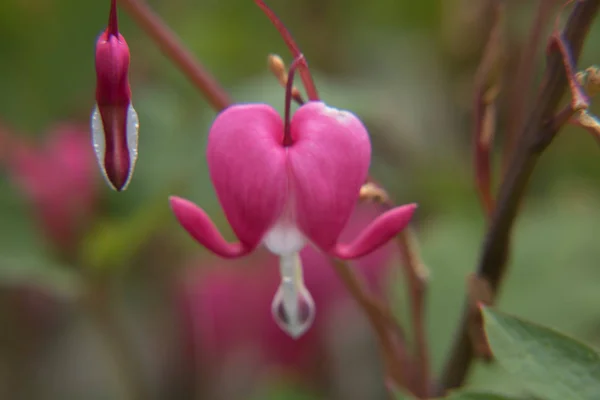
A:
91,0,139,191
171,3,416,338
171,56,416,338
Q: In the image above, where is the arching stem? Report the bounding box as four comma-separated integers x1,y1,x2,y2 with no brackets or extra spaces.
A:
283,55,306,146
118,0,232,111
254,0,320,101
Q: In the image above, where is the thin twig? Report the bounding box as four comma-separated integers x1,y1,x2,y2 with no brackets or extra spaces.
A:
254,0,320,101
395,229,430,398
118,0,232,111
473,0,506,218
359,184,432,397
502,0,558,175
436,0,600,394
330,259,418,396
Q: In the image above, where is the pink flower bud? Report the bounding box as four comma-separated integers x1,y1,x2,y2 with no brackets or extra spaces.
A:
91,0,139,191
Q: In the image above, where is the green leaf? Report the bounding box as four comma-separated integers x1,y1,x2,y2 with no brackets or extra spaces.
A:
482,307,600,400
391,388,521,400
417,193,600,393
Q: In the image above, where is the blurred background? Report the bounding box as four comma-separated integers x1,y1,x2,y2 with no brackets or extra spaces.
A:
0,0,600,399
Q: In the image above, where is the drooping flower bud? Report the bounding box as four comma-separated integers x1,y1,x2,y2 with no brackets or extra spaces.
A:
91,0,139,191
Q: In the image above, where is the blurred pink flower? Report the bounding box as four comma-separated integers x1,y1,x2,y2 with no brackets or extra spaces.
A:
4,124,100,254
177,203,397,387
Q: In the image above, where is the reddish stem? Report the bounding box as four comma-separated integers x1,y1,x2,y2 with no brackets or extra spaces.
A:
283,55,306,146
254,0,320,101
396,230,430,398
331,259,415,395
118,0,232,111
472,1,504,219
548,32,589,111
502,0,556,176
108,0,119,37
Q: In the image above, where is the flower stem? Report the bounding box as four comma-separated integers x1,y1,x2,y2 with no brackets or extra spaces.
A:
331,258,419,396
117,0,232,111
396,229,431,398
359,182,432,397
254,0,320,101
502,0,556,175
283,55,306,146
108,0,119,37
472,0,505,218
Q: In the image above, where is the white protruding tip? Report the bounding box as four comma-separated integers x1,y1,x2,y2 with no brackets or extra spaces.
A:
271,253,315,338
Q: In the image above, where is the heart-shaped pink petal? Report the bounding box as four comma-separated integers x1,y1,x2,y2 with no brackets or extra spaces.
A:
288,102,371,251
207,104,289,250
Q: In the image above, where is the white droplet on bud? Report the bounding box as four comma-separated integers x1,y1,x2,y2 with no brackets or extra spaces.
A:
271,253,315,338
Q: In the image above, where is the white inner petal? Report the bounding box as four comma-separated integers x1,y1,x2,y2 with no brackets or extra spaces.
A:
122,103,140,190
90,104,110,186
263,218,305,256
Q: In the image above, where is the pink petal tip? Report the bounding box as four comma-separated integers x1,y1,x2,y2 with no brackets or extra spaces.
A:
169,196,251,258
331,203,418,260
